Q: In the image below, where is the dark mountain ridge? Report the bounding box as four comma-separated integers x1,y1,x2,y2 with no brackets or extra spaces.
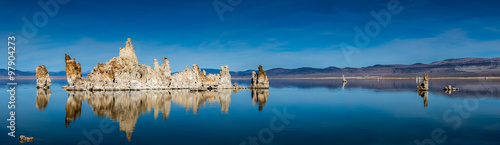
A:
2,57,499,79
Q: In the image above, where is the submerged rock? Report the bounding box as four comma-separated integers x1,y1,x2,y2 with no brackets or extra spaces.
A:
63,38,245,91
249,65,269,89
19,135,34,143
36,65,51,89
417,73,429,91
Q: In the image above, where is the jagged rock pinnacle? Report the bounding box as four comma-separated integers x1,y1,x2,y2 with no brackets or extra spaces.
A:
63,38,244,91
36,65,51,89
249,65,269,89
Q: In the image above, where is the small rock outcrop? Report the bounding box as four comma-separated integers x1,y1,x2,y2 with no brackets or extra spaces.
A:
36,65,51,89
232,83,246,89
64,54,84,89
443,85,459,91
63,38,245,91
417,73,429,91
170,64,232,89
19,135,34,143
249,65,269,89
443,85,459,94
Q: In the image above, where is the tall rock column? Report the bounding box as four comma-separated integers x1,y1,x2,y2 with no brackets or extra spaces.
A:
36,65,51,89
218,65,232,88
118,38,139,64
65,54,84,88
417,73,429,91
249,65,269,89
161,57,171,77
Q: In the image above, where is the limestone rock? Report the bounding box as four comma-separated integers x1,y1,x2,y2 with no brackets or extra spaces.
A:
443,85,459,91
232,83,246,90
170,64,242,90
65,54,85,89
443,85,459,94
36,65,51,89
249,65,269,89
19,135,34,143
219,65,232,88
417,73,429,91
63,38,241,91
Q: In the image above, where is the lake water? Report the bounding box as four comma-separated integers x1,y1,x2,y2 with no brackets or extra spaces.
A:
1,79,500,145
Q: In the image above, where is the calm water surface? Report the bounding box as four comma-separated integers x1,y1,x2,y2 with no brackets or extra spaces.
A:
1,79,500,145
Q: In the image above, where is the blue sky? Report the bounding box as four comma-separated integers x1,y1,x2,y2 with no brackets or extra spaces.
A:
1,0,499,72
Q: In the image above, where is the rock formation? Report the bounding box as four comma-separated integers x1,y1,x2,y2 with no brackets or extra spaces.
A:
63,38,245,91
64,54,84,89
417,73,429,91
443,85,459,94
249,65,269,89
36,65,51,89
19,135,34,143
443,85,459,91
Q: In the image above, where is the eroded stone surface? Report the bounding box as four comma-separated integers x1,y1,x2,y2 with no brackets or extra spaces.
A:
19,135,34,143
249,65,269,89
36,65,51,89
443,85,459,94
65,54,84,89
417,73,429,91
63,38,246,91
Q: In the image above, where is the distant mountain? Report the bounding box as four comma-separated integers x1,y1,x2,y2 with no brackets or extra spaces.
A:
251,57,500,78
2,57,500,79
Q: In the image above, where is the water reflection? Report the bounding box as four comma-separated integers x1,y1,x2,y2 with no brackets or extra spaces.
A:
444,89,458,94
64,89,237,141
36,88,51,111
232,79,500,98
417,90,429,108
250,89,269,112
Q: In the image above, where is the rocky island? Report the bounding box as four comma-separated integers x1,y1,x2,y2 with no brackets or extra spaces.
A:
249,65,270,89
63,38,249,91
